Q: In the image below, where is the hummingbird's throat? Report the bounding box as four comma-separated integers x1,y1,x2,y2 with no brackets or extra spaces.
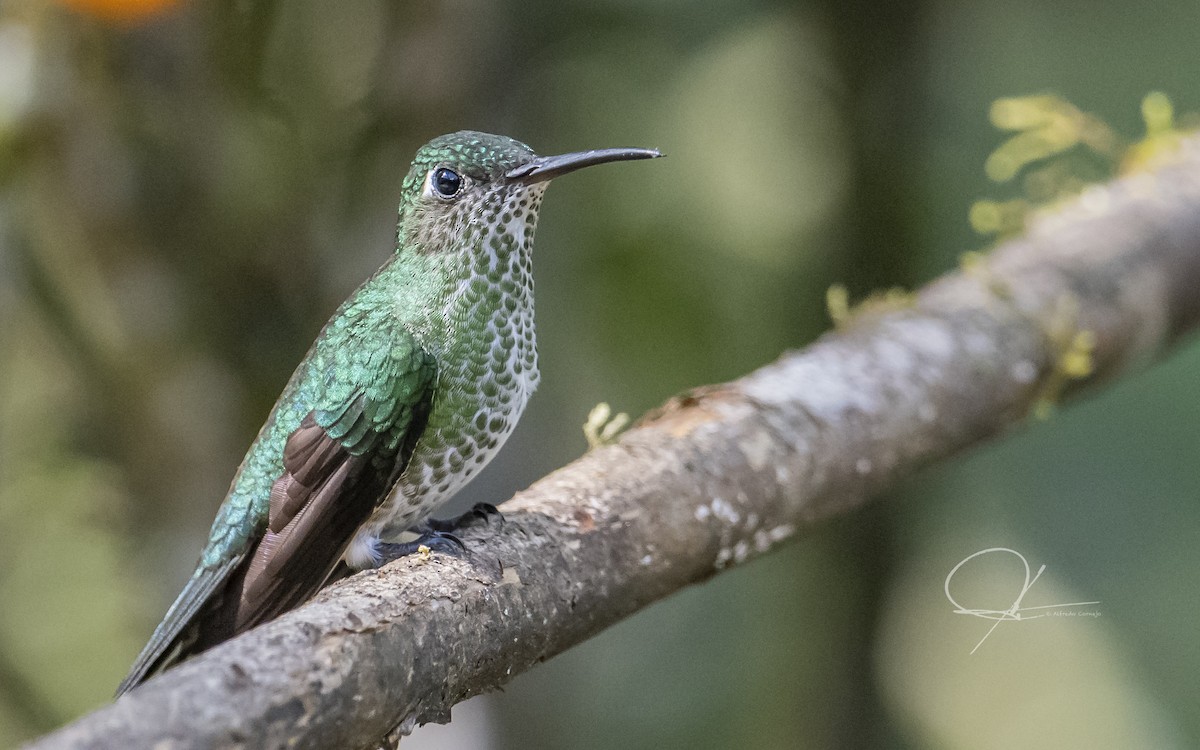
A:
464,183,545,297
405,182,547,261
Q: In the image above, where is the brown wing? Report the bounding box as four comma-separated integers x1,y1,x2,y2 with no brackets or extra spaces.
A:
117,334,437,696
229,413,382,632
196,390,434,650
114,415,380,692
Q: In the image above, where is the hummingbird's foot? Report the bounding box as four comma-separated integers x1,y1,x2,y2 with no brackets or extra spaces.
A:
418,502,504,534
376,530,466,563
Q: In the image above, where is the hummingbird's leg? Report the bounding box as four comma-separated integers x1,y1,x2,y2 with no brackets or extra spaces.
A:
376,530,467,562
368,505,501,567
416,502,504,534
323,530,466,585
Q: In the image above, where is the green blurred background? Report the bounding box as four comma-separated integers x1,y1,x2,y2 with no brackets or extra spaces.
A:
1,0,1199,747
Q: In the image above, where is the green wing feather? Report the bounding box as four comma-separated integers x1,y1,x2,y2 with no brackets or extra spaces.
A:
116,328,436,696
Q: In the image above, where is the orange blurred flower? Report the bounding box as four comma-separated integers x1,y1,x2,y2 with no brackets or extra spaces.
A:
56,0,181,24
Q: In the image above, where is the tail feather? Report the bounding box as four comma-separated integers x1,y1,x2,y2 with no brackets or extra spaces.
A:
115,554,244,696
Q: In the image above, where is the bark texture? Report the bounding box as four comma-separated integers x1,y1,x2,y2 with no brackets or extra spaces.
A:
25,137,1200,750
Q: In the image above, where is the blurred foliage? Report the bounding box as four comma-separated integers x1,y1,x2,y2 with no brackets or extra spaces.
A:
582,402,630,449
1,0,1199,748
970,92,1198,238
824,282,912,331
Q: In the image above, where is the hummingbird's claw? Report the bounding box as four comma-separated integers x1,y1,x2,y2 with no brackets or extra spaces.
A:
377,531,466,562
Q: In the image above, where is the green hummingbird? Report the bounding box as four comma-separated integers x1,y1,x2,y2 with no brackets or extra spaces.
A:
117,131,661,696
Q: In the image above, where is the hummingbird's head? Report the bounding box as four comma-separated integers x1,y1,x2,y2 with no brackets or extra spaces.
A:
396,130,660,257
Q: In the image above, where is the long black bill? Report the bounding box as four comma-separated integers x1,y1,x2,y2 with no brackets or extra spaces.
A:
506,147,662,183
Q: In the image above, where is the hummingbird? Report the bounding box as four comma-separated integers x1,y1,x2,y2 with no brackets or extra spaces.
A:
117,131,661,695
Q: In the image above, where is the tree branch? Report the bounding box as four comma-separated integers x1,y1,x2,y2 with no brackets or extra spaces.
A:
26,137,1200,750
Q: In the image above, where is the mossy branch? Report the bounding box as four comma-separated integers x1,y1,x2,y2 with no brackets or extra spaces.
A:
22,134,1200,750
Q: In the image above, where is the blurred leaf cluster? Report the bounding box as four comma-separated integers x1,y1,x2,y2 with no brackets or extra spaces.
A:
2,0,1200,748
971,92,1198,238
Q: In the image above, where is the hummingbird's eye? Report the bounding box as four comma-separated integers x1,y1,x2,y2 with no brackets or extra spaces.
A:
431,167,463,199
